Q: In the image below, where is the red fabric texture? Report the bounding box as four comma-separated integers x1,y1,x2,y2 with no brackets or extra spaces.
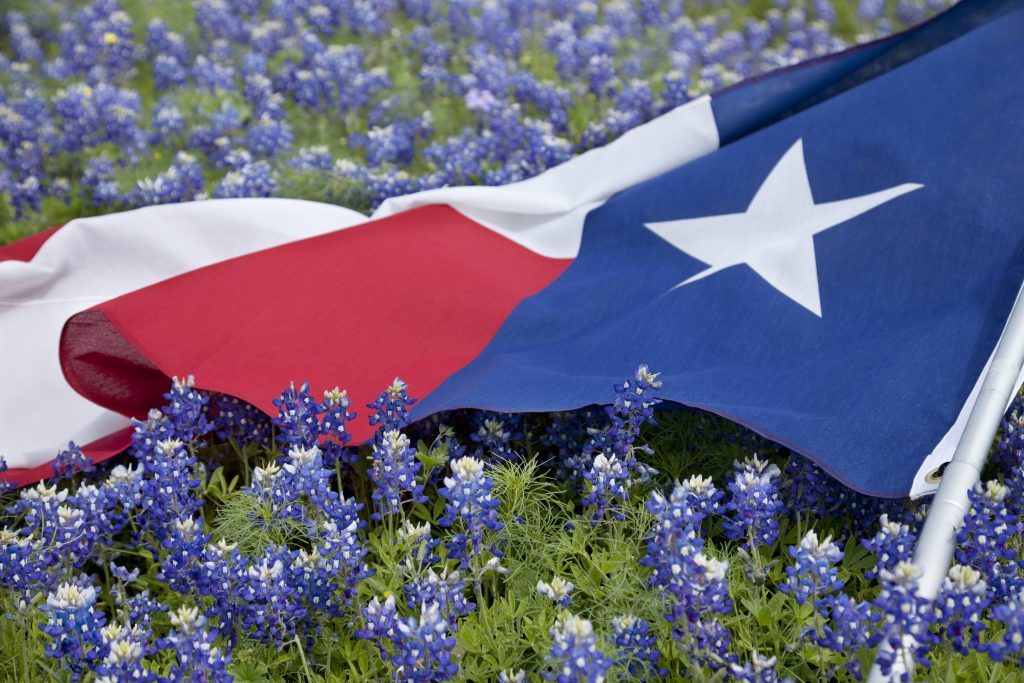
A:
59,205,571,446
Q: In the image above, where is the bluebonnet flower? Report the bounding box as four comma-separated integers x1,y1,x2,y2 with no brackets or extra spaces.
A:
12,480,70,540
120,589,165,632
0,527,48,597
319,386,357,467
642,479,732,668
955,479,1024,600
160,605,233,682
780,530,844,605
130,153,206,205
92,622,157,682
936,564,990,655
582,452,628,521
784,457,843,518
729,652,781,683
390,600,459,682
48,501,100,571
163,375,212,442
356,593,400,649
273,381,321,448
153,54,188,90
536,576,574,607
40,578,106,678
50,442,95,481
213,160,277,198
148,99,186,144
237,548,308,646
614,79,654,120
91,84,147,155
193,0,247,40
368,378,418,433
6,12,43,63
294,521,373,618
814,592,878,674
192,55,238,90
680,474,725,521
369,429,426,519
896,0,928,25
470,411,523,462
102,463,146,511
587,54,617,97
642,481,706,587
397,519,441,573
610,364,661,449
872,561,936,682
290,145,335,171
575,365,661,500
213,394,272,447
859,0,887,20
723,455,785,550
52,84,98,154
611,614,666,679
0,457,13,495
466,87,499,113
659,69,691,111
188,104,243,158
245,113,294,158
158,514,211,593
984,589,1024,665
545,614,612,683
996,404,1024,470
406,567,475,628
137,438,203,541
146,18,189,63
353,121,418,167
438,455,503,567
542,410,600,482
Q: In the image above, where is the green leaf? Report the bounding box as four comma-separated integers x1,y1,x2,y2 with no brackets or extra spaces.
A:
229,657,269,683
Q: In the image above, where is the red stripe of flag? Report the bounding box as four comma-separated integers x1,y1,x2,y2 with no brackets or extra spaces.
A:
60,205,571,448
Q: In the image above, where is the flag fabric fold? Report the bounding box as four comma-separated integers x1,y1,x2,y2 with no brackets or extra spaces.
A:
3,0,1023,496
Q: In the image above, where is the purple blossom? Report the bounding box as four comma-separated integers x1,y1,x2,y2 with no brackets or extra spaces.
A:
368,378,418,434
872,562,936,681
40,578,106,678
955,480,1024,600
729,651,781,683
723,455,785,550
984,590,1024,665
160,605,233,682
936,564,990,655
536,575,574,607
780,530,844,605
861,513,916,580
438,455,503,566
391,600,459,682
611,615,666,679
369,429,426,519
212,160,277,198
545,615,612,683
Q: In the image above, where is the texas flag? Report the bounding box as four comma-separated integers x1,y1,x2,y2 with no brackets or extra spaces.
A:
1,0,1022,497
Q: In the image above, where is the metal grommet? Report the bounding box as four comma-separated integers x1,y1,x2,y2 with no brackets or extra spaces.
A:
924,462,948,485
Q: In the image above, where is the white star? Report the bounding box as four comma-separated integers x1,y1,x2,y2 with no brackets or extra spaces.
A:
644,139,922,316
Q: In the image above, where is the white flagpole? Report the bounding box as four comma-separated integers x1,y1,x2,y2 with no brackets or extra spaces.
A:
866,285,1024,683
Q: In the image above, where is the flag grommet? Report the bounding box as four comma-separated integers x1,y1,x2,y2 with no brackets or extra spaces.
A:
924,463,948,485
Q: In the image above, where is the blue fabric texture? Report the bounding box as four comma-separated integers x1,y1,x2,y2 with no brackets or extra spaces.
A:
416,1,1024,497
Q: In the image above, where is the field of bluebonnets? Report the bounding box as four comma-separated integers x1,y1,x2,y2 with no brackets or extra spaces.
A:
4,0,1024,682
